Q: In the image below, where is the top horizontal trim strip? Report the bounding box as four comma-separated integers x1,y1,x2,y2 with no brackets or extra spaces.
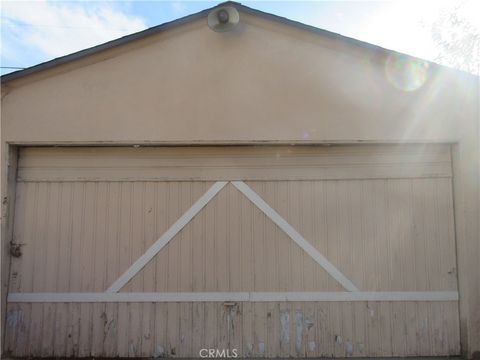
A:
17,145,452,182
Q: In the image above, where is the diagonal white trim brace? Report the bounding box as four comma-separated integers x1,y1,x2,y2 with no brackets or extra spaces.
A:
107,181,228,293
231,181,359,292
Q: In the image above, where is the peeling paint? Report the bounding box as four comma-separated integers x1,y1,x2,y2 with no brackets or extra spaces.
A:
280,310,290,344
335,335,343,344
308,341,316,352
227,305,237,339
258,342,265,354
367,305,374,317
5,308,27,352
6,309,22,328
245,343,253,356
357,342,365,353
129,343,135,355
154,345,165,358
345,340,353,356
419,318,429,339
295,310,303,353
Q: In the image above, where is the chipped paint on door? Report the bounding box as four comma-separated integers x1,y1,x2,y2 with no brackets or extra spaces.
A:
4,145,460,357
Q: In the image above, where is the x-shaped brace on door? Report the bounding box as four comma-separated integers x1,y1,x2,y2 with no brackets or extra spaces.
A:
106,181,359,293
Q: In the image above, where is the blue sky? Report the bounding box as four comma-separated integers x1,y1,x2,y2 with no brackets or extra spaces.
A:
1,1,478,76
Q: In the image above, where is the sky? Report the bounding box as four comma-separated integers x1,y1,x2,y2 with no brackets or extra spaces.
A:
0,0,479,76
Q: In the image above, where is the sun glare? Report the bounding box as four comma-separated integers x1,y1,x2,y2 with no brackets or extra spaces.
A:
352,0,479,74
385,54,430,92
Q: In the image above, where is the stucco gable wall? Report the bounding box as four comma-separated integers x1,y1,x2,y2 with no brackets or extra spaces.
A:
1,12,476,144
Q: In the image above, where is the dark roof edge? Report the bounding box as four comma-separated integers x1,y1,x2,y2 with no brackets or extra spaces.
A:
1,1,476,83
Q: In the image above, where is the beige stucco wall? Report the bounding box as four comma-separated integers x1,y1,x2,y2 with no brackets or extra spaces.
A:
1,9,479,357
1,13,476,143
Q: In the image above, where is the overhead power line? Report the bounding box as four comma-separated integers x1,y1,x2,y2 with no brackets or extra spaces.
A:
0,16,141,31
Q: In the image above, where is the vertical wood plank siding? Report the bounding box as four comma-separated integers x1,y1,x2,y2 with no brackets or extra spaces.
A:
5,145,459,357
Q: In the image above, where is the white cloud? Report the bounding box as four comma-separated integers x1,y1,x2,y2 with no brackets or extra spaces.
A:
1,0,147,59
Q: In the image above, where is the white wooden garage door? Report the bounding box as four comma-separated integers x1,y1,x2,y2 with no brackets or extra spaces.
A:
5,145,459,358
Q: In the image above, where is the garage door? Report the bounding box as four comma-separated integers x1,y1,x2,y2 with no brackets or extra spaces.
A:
5,145,459,358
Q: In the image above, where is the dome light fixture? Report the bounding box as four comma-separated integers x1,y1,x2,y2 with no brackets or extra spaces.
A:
207,6,240,32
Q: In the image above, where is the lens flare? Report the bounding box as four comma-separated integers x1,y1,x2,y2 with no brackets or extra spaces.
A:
385,54,430,91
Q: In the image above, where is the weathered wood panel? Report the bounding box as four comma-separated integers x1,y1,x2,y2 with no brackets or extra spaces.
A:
5,145,460,357
5,301,460,357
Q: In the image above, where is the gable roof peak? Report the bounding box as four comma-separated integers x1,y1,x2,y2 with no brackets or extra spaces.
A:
2,1,470,84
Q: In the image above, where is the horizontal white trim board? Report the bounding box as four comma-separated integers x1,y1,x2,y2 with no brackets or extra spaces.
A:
7,291,459,303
